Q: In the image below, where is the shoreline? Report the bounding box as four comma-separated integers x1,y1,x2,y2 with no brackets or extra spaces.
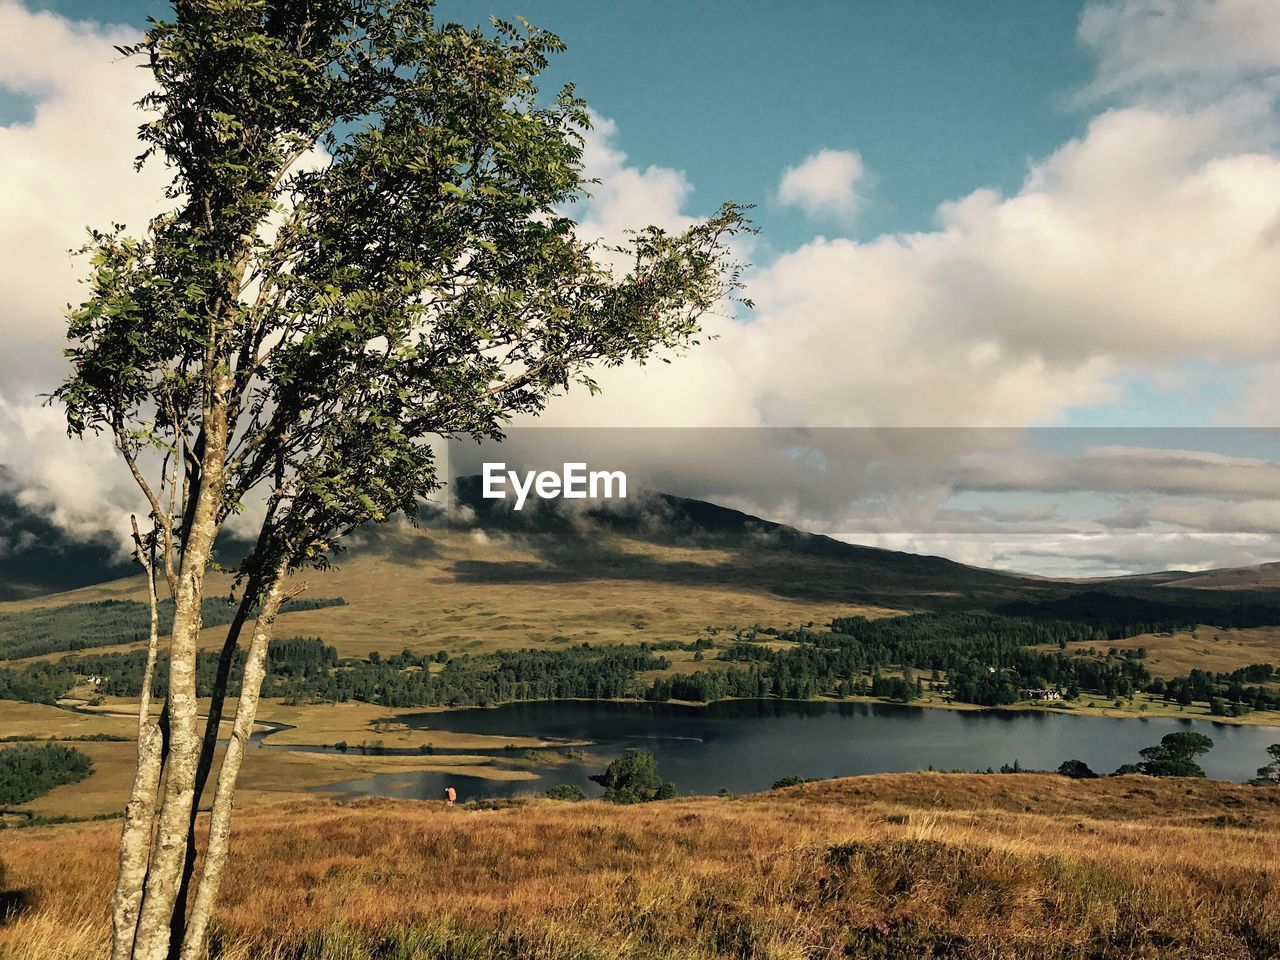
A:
396,691,1280,730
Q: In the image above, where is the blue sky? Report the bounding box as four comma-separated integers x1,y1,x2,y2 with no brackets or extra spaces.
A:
15,0,1096,249
4,0,1280,575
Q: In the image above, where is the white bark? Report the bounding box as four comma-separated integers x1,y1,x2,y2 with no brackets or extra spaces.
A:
109,518,166,960
130,401,230,960
179,565,293,960
167,582,259,949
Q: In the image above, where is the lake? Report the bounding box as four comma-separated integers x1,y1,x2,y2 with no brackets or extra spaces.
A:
314,699,1280,802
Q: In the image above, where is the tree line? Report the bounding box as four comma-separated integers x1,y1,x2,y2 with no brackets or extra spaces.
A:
0,742,94,805
2,606,1279,715
1150,663,1280,716
651,611,1153,707
0,640,670,709
998,590,1280,638
0,597,346,661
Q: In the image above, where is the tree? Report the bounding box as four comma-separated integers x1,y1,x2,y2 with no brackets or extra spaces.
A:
52,4,747,958
771,775,809,789
590,750,676,803
1056,759,1098,780
1252,744,1280,785
1136,731,1214,778
543,783,587,802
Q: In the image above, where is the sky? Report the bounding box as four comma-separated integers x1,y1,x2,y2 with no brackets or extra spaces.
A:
3,0,1280,577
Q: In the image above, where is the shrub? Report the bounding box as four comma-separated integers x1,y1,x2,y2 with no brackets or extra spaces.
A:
1130,732,1214,778
772,775,808,790
1056,759,1099,779
543,784,587,802
589,750,676,804
1252,744,1280,785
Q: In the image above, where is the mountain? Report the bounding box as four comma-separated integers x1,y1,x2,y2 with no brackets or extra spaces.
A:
5,479,1280,664
445,475,1037,607
0,475,135,601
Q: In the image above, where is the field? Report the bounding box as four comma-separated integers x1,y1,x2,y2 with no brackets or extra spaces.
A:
1033,624,1280,679
5,737,534,822
0,524,898,666
3,774,1280,959
0,696,578,822
0,702,135,741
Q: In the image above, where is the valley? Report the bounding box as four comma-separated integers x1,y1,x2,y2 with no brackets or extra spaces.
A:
4,495,1280,824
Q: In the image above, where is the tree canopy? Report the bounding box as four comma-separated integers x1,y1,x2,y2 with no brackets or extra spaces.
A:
1135,732,1214,778
50,4,748,959
590,749,676,804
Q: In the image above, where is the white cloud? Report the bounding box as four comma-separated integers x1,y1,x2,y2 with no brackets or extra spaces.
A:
852,530,1278,578
777,148,866,219
576,113,695,243
553,93,1280,430
0,2,166,392
6,0,1280,576
0,2,158,552
0,396,138,551
1080,0,1280,101
951,445,1280,500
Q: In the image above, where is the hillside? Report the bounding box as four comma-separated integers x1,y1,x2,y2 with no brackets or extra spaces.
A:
0,486,1038,667
6,487,1280,671
0,478,134,602
3,774,1280,959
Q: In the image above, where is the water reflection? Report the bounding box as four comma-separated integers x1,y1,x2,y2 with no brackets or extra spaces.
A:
315,699,1280,801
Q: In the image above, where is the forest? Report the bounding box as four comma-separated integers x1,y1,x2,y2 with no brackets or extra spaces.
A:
0,640,672,708
2,596,1279,713
996,590,1280,636
1152,663,1280,715
0,742,94,805
653,611,1152,706
0,596,346,661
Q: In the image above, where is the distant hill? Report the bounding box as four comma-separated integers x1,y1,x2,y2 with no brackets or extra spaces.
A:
447,475,1034,608
1161,562,1280,590
6,477,1280,664
0,475,135,601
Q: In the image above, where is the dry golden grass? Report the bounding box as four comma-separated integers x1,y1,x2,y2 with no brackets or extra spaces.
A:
3,773,1280,959
8,736,533,821
0,702,135,741
0,526,897,668
1032,623,1280,680
21,697,571,751
253,701,572,752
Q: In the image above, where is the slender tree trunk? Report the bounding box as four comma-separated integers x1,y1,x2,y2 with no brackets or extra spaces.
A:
179,564,293,960
131,399,230,960
167,581,258,956
110,519,166,960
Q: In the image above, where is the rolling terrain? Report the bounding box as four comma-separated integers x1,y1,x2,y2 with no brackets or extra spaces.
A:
3,773,1280,959
7,487,1280,666
5,490,1280,825
3,494,1280,959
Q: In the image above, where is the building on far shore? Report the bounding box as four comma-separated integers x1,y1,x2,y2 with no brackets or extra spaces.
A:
1019,688,1062,702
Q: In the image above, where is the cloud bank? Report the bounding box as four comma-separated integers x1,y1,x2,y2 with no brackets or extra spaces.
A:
4,0,1280,576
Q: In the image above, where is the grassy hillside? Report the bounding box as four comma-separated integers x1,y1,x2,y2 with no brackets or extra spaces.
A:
3,774,1279,959
13,490,1280,669
0,515,915,666
1033,623,1280,678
